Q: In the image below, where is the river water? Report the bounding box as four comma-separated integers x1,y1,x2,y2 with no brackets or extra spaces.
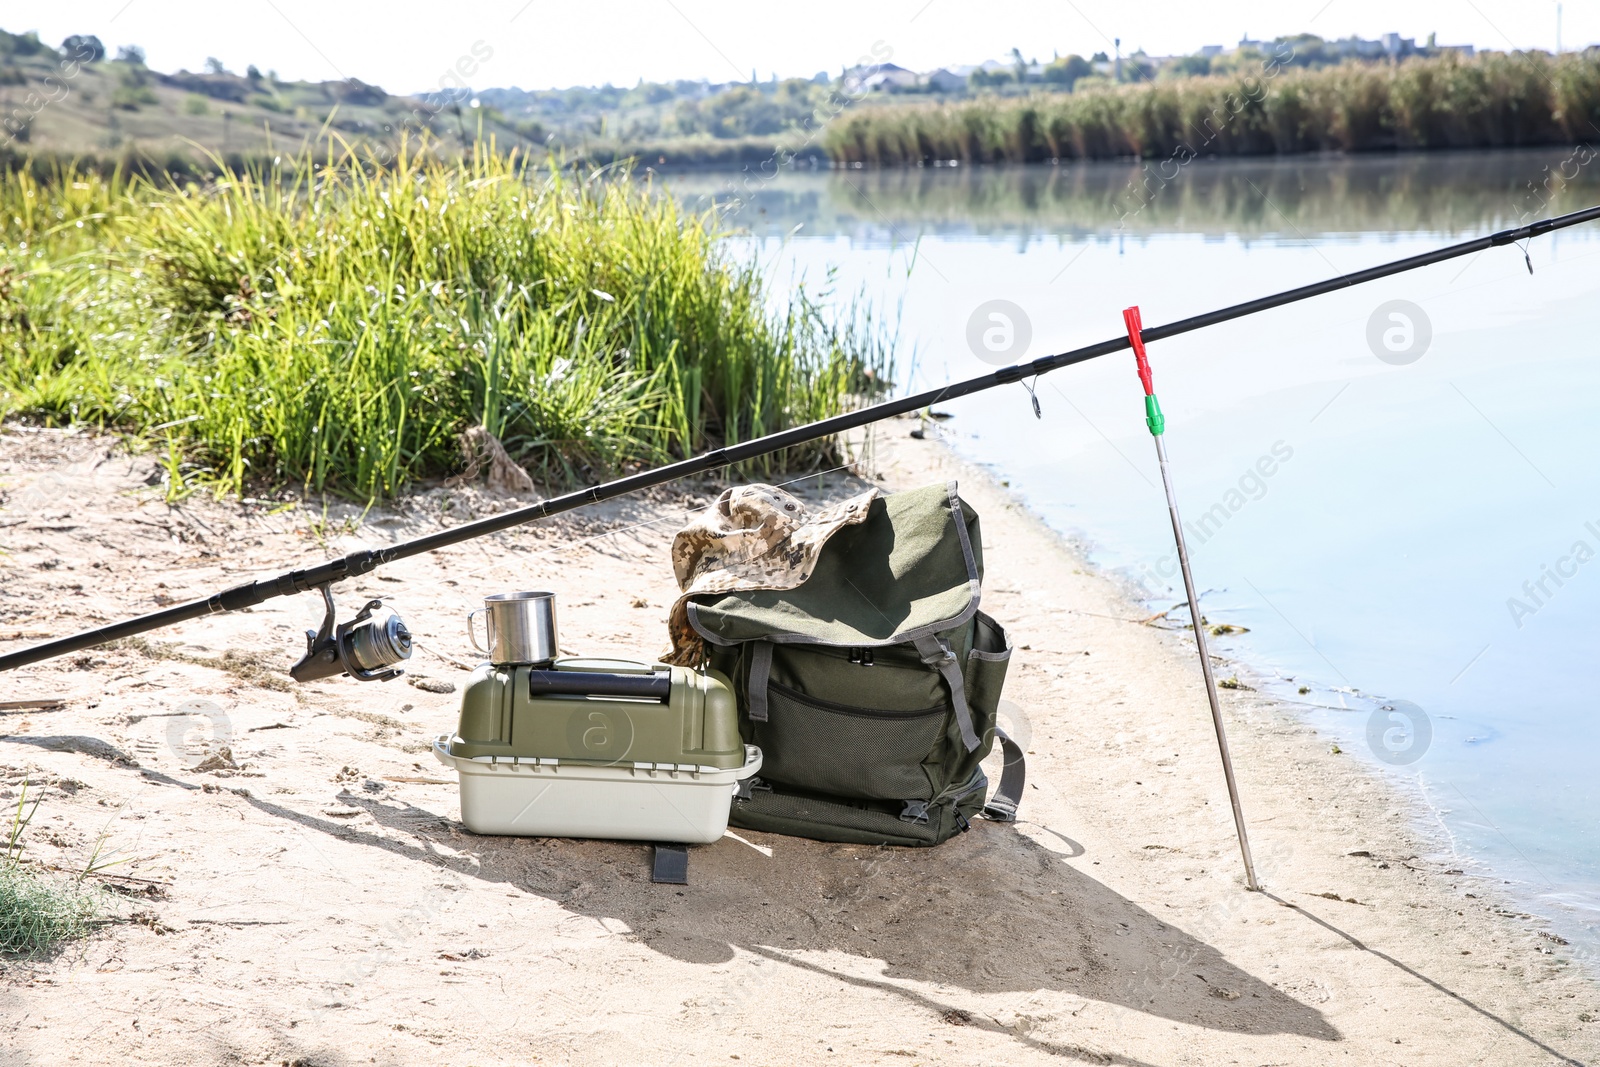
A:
662,150,1600,950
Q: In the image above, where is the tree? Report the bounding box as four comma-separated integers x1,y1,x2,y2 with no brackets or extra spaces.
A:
1043,54,1093,87
0,30,47,58
112,67,157,108
61,34,106,62
204,56,227,75
115,44,145,65
246,64,263,84
1124,52,1156,82
1165,55,1212,78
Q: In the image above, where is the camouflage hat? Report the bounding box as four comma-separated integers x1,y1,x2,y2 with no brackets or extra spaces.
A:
662,482,881,665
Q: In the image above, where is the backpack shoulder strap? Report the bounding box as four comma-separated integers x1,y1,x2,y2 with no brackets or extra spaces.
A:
981,725,1026,821
746,640,774,722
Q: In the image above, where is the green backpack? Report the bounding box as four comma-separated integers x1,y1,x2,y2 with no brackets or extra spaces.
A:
689,482,1025,846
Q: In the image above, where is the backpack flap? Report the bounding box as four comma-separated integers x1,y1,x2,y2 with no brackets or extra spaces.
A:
686,481,982,649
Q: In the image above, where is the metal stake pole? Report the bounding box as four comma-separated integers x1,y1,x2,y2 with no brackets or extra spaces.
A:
1153,433,1259,891
1124,306,1259,891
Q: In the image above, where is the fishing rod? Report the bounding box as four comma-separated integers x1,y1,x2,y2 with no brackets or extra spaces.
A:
3,204,1598,677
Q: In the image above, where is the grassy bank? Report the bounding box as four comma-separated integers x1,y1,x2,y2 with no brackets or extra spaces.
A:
823,52,1600,165
0,146,891,500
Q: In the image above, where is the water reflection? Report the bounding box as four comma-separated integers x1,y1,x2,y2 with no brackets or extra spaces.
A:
661,148,1600,238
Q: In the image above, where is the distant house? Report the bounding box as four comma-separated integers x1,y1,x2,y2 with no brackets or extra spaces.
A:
863,65,919,92
1330,36,1388,60
845,62,919,93
1381,33,1417,57
925,68,967,93
1199,45,1224,58
1434,43,1476,57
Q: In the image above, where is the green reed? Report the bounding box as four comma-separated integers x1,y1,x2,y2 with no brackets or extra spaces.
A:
824,52,1600,165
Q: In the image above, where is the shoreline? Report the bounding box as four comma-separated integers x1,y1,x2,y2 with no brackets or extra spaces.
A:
1,421,1596,1065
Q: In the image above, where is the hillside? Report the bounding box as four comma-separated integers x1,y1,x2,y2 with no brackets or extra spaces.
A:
5,26,1600,173
0,30,542,169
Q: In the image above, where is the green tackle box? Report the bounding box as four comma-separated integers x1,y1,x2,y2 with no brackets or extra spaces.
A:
436,657,759,842
450,657,746,769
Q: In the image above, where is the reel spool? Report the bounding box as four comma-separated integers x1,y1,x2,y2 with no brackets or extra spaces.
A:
290,585,412,683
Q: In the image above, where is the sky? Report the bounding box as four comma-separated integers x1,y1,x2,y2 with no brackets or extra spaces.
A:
13,0,1594,94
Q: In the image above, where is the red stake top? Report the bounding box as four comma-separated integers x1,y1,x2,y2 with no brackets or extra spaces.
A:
1123,305,1155,396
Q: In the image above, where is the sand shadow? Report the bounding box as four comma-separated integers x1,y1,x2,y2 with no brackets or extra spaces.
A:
1263,892,1588,1067
2,734,201,793
232,785,1337,1046
2,732,1340,1060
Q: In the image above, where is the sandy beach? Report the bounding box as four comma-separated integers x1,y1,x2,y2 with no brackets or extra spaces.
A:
1,420,1596,1067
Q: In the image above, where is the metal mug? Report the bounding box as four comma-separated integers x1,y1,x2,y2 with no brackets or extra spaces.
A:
468,591,559,665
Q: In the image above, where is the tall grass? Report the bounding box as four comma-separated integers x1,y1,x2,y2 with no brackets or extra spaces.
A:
0,144,892,500
824,52,1600,165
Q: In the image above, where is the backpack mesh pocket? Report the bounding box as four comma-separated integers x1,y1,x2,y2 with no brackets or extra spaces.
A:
753,681,946,800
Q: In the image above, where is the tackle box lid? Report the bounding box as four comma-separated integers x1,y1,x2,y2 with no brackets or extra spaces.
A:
552,657,658,675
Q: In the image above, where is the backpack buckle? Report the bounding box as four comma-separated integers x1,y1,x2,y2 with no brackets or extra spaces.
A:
981,797,1018,822
735,777,772,802
899,800,930,824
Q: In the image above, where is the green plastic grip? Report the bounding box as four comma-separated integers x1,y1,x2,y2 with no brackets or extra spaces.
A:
1144,394,1165,436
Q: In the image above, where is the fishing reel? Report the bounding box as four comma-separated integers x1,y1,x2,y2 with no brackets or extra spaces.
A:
289,585,412,683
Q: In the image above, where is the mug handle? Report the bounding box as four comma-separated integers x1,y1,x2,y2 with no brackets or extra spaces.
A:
467,609,492,655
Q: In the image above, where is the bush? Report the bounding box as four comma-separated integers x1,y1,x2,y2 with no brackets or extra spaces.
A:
112,63,157,110
0,781,105,958
0,864,104,956
111,85,157,110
